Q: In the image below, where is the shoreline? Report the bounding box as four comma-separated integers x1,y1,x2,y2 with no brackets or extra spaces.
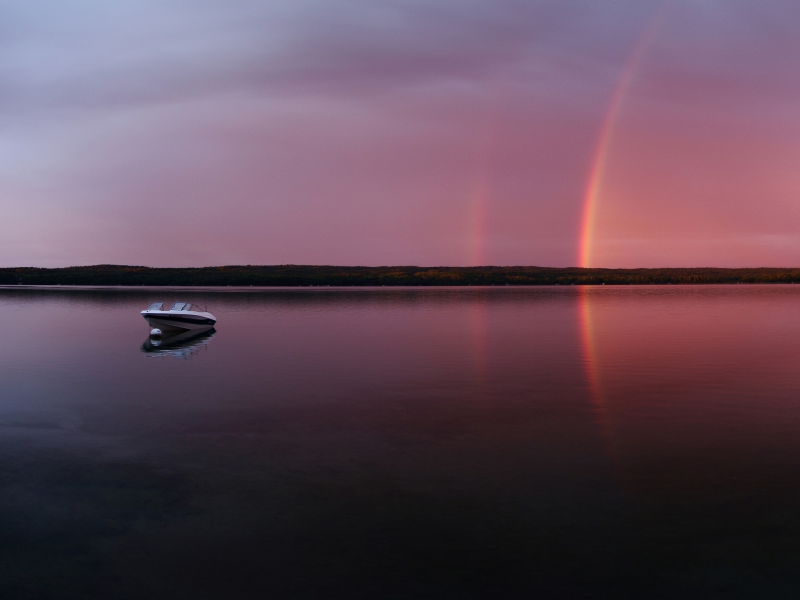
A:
4,265,800,286
1,282,798,292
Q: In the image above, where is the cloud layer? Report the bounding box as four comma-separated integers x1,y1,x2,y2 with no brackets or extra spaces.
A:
2,0,799,267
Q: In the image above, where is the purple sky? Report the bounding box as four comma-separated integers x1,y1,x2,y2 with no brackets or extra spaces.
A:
4,0,800,267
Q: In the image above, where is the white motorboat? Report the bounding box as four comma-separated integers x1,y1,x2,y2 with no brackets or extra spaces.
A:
141,301,216,332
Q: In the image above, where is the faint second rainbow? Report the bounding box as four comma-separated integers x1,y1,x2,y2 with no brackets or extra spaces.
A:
578,3,671,268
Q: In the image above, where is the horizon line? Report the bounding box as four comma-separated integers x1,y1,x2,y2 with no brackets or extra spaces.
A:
6,265,800,271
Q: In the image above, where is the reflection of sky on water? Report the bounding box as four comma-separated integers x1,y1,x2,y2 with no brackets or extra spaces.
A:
4,287,800,597
577,285,800,594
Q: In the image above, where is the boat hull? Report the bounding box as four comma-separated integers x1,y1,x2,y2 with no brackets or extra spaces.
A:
142,312,216,332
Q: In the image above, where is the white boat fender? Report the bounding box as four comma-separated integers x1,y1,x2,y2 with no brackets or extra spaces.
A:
150,328,162,337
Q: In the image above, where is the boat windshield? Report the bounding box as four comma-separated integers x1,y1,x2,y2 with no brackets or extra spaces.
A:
170,302,186,311
147,302,163,311
181,304,193,311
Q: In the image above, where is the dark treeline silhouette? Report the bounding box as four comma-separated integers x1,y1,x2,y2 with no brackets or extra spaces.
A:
4,265,800,286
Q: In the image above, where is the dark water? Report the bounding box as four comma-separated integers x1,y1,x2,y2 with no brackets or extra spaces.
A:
3,285,800,599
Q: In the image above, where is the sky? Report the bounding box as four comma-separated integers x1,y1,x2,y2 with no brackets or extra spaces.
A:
3,0,800,268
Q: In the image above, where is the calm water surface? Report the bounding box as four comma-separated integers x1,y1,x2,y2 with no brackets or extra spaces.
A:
3,285,800,598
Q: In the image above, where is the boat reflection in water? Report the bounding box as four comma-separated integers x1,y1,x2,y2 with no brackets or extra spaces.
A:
141,328,216,359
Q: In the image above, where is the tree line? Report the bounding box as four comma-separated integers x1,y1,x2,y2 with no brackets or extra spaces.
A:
4,265,800,286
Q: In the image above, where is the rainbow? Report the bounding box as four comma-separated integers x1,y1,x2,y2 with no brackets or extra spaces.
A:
470,176,490,266
578,3,672,268
469,115,500,266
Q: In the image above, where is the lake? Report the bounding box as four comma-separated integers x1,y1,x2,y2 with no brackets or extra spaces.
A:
3,285,800,598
